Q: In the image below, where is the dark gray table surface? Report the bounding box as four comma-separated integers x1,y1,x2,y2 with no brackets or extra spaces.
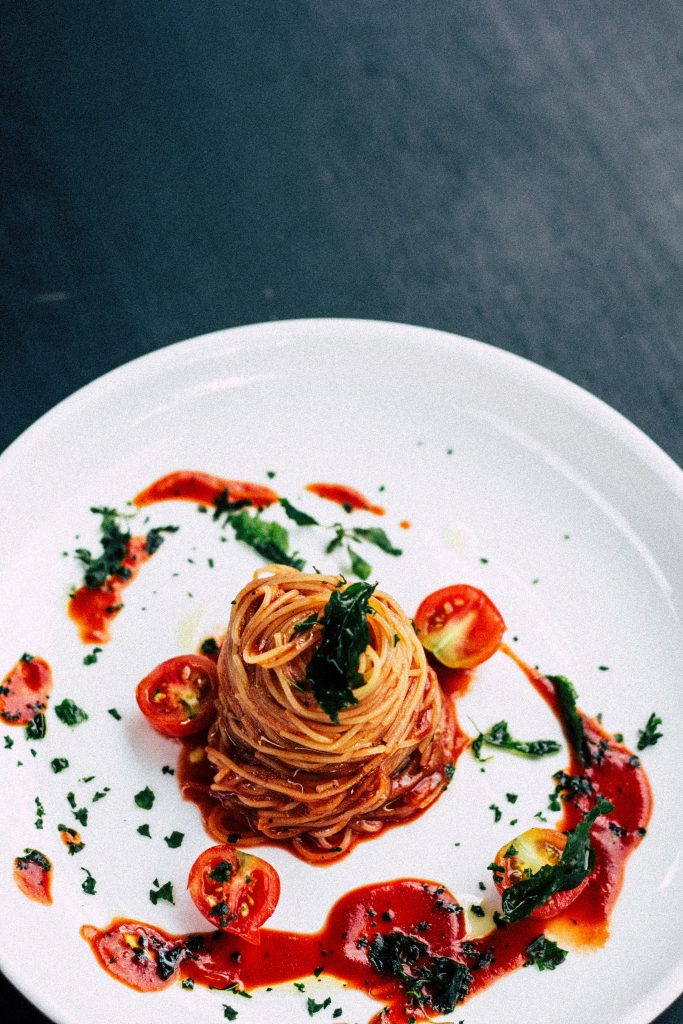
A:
1,3,681,1022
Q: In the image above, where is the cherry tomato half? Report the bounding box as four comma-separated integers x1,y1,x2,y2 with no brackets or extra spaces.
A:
136,655,217,737
492,827,589,919
414,584,505,669
188,846,280,943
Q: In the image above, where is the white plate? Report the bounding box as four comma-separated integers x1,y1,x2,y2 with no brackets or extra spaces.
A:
0,319,681,1024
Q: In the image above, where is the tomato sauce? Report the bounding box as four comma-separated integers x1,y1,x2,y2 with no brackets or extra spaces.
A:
0,655,52,728
82,879,468,1021
82,628,652,1018
68,536,152,644
13,850,52,905
305,482,385,516
133,471,278,510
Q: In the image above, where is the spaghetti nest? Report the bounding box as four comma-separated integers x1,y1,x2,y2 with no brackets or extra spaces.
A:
207,566,455,862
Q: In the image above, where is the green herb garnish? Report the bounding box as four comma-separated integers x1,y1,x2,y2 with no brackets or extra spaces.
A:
50,757,69,773
223,1008,238,1021
58,824,85,855
25,713,47,740
347,546,372,580
472,720,561,759
208,860,233,883
200,637,220,656
546,674,591,765
145,525,179,555
107,708,122,720
367,930,472,1014
134,786,155,810
229,509,304,569
83,647,102,666
149,879,174,905
305,582,375,722
164,831,184,849
279,498,318,527
500,799,613,921
525,935,568,970
137,824,151,837
350,527,402,556
54,699,89,726
307,996,332,1015
16,848,51,872
637,713,663,751
81,867,97,894
75,507,132,588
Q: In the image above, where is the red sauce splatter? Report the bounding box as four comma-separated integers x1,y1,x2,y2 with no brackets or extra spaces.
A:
0,655,52,728
83,640,652,1017
305,482,385,516
68,536,151,644
13,850,52,905
399,520,411,530
82,878,467,1021
133,471,278,510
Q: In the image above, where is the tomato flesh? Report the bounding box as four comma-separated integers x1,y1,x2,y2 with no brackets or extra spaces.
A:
188,846,280,942
493,827,589,919
415,584,505,669
136,655,217,737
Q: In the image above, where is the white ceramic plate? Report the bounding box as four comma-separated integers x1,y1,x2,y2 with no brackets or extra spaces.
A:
0,319,681,1024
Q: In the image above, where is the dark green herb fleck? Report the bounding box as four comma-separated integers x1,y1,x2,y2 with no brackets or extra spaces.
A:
305,582,376,722
55,699,89,727
149,879,174,905
525,935,568,970
164,831,184,849
134,786,155,810
637,713,663,751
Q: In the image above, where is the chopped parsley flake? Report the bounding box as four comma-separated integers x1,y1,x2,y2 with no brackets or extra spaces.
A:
134,786,155,810
83,646,102,666
54,699,89,726
525,935,568,970
149,879,174,905
164,831,184,849
50,757,69,773
137,824,151,837
81,867,97,894
637,713,663,751
107,708,122,720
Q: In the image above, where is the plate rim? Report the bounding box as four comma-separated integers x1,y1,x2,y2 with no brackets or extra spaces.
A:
1,317,681,1024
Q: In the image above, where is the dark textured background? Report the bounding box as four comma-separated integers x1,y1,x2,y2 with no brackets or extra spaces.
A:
1,2,681,1021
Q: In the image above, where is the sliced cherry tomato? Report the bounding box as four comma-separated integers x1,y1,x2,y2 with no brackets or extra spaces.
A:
492,827,589,919
136,655,217,737
414,584,505,669
188,846,280,943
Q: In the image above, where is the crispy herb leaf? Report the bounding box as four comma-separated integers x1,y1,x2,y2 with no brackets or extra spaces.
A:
500,799,613,921
54,699,88,726
145,525,179,555
164,830,184,849
347,546,372,580
229,509,305,569
134,786,155,810
25,713,47,740
368,931,472,1013
75,508,131,588
81,867,97,894
525,935,568,970
637,712,663,751
351,527,402,556
212,489,253,521
473,720,561,759
546,674,591,765
306,582,375,722
149,879,174,905
16,848,51,872
279,498,318,527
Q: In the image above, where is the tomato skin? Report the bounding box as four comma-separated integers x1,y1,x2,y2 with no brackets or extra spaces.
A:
493,827,589,920
414,585,505,669
188,846,280,943
136,655,217,737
